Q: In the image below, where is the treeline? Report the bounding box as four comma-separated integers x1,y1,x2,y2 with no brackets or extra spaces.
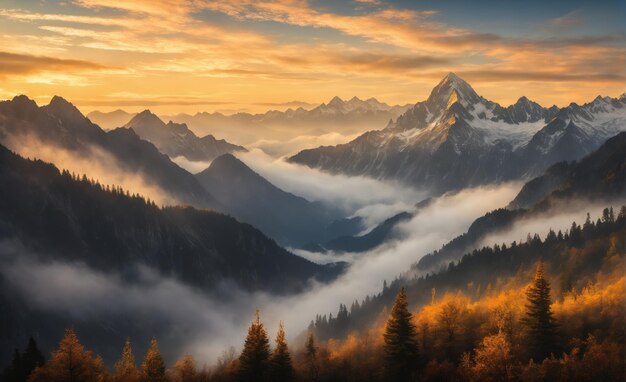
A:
310,206,626,341
2,208,624,381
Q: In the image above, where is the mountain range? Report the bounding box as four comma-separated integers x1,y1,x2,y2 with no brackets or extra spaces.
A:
124,110,246,162
0,95,221,210
166,96,411,144
288,73,626,194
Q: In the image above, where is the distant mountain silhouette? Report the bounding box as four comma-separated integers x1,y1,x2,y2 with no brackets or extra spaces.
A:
124,110,246,161
196,154,357,246
87,109,136,130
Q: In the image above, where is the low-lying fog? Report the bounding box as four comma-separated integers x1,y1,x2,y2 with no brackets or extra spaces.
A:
3,135,621,369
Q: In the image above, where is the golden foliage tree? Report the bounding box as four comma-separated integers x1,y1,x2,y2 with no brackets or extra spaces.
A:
113,337,141,382
172,354,197,382
141,338,166,382
269,321,294,382
461,332,516,382
28,328,107,382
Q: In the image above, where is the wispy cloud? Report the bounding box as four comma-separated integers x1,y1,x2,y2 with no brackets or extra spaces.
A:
0,51,107,77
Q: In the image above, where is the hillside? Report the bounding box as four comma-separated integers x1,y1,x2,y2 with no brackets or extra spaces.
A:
196,154,350,247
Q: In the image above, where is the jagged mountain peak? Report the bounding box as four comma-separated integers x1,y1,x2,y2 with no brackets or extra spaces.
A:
7,95,38,111
327,96,345,107
45,95,85,120
428,72,480,107
125,109,164,127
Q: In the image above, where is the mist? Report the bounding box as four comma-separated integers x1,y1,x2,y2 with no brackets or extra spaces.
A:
236,149,426,227
478,199,626,249
4,133,179,206
248,132,359,158
0,182,523,367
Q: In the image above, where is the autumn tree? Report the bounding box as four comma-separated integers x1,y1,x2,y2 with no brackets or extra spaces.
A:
28,328,106,382
304,332,319,382
238,310,271,382
383,287,419,381
142,338,166,382
462,332,517,382
268,322,294,382
521,261,558,361
172,354,197,382
113,338,141,382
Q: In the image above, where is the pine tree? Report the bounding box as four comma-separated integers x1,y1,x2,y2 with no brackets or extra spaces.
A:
238,310,271,382
2,337,44,382
268,322,294,382
28,328,106,382
113,338,141,382
304,332,318,382
522,261,558,361
141,338,166,382
383,287,419,381
21,337,44,378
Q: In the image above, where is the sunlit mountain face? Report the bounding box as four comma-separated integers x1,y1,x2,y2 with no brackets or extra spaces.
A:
0,1,624,381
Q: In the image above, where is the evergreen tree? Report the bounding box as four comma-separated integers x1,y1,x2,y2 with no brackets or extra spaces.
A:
268,322,294,382
522,261,558,361
113,338,141,382
304,332,318,382
2,337,44,382
141,338,166,382
383,287,419,381
28,328,106,382
21,338,44,379
238,310,271,382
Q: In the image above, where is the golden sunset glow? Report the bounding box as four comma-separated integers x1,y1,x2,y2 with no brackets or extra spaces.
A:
0,0,624,114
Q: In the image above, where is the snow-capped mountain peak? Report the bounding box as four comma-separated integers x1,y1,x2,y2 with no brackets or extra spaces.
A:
427,72,481,107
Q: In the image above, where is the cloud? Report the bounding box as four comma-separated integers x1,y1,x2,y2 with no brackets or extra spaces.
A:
549,10,584,29
3,133,179,206
254,100,317,109
0,51,107,78
0,181,523,366
248,132,360,157
457,70,625,83
236,149,426,221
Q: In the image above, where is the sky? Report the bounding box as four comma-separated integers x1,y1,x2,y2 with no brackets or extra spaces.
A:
0,0,624,114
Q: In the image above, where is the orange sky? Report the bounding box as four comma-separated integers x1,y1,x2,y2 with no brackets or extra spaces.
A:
0,0,624,114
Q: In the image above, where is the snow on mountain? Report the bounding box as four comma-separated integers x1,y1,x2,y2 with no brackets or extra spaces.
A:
289,73,626,193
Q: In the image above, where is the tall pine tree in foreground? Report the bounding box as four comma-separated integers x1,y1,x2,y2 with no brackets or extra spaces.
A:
383,287,419,381
113,338,141,382
522,261,558,361
28,328,106,382
304,332,319,382
269,321,294,382
238,310,271,382
141,338,166,382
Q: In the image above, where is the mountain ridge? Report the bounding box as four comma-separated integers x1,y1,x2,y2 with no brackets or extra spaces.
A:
288,73,626,194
